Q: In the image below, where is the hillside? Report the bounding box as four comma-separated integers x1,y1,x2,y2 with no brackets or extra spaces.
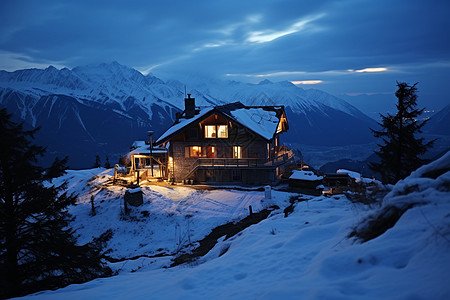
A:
20,151,450,299
425,104,450,136
0,62,376,168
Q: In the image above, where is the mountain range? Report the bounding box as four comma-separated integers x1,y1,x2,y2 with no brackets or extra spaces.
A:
0,62,445,169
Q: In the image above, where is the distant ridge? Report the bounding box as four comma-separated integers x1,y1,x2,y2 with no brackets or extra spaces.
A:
1,62,377,168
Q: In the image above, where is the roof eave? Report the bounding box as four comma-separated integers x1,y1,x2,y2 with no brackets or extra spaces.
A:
155,108,215,145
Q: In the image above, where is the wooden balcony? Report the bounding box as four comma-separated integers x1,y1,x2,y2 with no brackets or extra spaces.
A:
193,149,295,170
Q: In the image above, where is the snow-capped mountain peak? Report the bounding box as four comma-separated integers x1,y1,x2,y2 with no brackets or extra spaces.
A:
0,62,377,168
258,79,273,85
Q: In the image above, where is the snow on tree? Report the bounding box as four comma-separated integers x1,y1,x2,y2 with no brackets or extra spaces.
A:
0,109,111,298
369,82,435,184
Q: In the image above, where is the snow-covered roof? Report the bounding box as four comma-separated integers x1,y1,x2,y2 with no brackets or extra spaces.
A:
156,107,214,144
289,170,323,181
337,169,376,184
156,103,285,144
128,141,168,156
229,108,279,140
126,187,142,194
337,169,361,180
131,141,147,149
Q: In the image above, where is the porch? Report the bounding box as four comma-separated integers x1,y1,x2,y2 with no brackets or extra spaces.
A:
192,148,294,169
182,149,295,184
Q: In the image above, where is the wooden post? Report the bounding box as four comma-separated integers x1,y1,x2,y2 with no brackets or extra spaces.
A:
90,195,96,216
249,205,253,215
148,131,154,178
124,196,129,215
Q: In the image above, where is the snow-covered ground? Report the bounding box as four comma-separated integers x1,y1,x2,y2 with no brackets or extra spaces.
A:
50,168,290,266
24,153,450,299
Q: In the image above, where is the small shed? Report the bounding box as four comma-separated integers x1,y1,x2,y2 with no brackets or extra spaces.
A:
323,173,353,186
124,187,144,207
289,170,324,195
322,173,353,194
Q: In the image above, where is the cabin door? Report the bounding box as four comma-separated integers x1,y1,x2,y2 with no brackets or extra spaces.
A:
206,146,215,158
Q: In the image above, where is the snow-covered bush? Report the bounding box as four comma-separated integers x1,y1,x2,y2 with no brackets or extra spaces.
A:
351,151,450,242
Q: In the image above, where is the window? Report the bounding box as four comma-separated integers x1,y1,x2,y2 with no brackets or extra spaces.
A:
217,125,228,138
205,125,216,138
233,146,242,159
205,125,228,138
135,156,151,169
185,146,202,157
276,120,283,133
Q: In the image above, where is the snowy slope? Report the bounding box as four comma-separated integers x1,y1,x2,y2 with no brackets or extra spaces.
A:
20,152,450,299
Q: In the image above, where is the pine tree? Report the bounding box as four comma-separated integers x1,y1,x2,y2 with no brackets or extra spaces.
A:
94,154,101,168
369,82,434,184
104,156,111,169
0,109,111,298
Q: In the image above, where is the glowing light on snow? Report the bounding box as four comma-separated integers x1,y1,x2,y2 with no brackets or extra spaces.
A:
348,67,388,73
291,80,323,85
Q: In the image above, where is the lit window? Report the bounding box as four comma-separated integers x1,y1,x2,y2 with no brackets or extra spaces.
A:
134,156,151,169
191,146,201,157
217,125,228,138
233,146,242,159
185,146,202,157
277,121,283,133
205,125,228,138
205,125,216,138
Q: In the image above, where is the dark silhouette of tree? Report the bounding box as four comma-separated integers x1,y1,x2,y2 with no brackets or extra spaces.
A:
94,154,101,168
104,156,111,169
369,82,435,184
0,109,111,298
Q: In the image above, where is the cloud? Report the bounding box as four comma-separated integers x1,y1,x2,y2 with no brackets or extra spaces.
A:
2,0,448,75
0,0,449,112
0,50,66,71
291,80,323,85
349,67,388,73
246,14,324,43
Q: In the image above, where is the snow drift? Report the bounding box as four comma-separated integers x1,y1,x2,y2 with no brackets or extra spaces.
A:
21,152,450,299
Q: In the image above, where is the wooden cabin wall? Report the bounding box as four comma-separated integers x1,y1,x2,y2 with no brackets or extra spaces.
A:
194,169,274,185
168,112,281,183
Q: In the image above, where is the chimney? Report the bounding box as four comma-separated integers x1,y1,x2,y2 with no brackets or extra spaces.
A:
184,93,195,118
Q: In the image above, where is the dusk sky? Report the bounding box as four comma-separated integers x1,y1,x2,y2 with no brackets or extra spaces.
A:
1,0,449,113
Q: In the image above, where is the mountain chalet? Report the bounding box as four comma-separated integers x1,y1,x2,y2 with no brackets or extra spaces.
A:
116,94,295,185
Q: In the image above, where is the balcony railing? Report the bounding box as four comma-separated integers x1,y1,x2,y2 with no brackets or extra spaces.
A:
194,158,265,168
193,149,295,169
